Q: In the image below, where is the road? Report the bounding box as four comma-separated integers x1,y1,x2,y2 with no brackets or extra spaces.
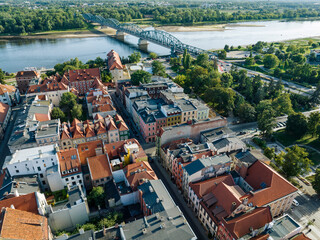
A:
0,105,20,168
149,156,209,240
218,60,313,96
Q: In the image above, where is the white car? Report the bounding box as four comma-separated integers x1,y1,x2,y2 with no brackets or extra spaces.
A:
293,199,299,206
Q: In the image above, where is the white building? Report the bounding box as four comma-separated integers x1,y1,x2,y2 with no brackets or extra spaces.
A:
4,144,59,192
0,84,20,106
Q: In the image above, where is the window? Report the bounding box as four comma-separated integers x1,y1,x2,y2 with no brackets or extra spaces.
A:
37,167,41,171
15,170,19,173
71,177,74,180
79,180,82,184
72,181,76,186
40,174,44,178
14,166,17,169
77,175,80,179
66,178,69,181
42,181,46,185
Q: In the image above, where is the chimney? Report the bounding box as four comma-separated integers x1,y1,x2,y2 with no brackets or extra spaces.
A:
10,204,15,209
142,228,148,235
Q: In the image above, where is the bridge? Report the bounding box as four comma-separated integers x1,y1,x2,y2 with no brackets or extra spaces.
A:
83,13,209,56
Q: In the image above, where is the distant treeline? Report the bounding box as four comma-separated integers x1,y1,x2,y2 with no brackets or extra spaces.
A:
2,2,320,34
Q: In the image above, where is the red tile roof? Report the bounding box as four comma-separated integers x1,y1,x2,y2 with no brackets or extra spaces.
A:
107,117,118,131
87,154,112,181
16,70,39,78
291,233,312,240
0,102,9,123
66,68,100,82
85,125,96,138
107,50,123,70
57,148,81,177
95,121,107,135
94,113,103,121
124,162,157,190
189,174,234,199
77,140,103,165
0,84,16,95
27,79,68,94
60,128,71,140
0,193,39,214
243,160,298,207
34,113,50,122
221,207,272,239
93,104,115,114
0,207,49,240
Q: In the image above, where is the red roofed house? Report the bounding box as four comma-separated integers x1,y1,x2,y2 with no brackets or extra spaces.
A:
216,207,272,240
16,70,40,94
240,160,298,217
64,68,101,95
0,192,48,216
0,102,11,139
107,50,124,81
0,207,52,240
87,154,112,189
57,148,84,190
27,76,69,106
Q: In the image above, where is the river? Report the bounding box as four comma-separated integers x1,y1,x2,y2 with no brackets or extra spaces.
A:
1,20,320,73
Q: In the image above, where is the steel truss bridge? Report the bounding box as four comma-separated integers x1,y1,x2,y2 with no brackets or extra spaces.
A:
83,13,211,56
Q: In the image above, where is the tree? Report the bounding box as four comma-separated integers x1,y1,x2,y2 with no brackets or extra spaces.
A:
128,51,141,63
220,72,233,88
204,87,235,116
264,147,275,160
131,70,152,86
218,50,227,59
88,186,105,208
272,93,293,116
308,112,320,137
257,108,276,137
51,107,66,122
149,52,157,59
0,69,4,84
196,53,209,68
286,113,308,139
263,54,279,69
312,168,320,195
224,44,230,52
244,57,255,66
310,84,320,105
174,75,187,88
59,92,82,121
278,145,311,178
152,60,166,76
236,103,256,122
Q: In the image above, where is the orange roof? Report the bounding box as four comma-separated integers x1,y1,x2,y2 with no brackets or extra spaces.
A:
0,102,9,123
221,207,272,239
66,68,100,82
0,193,39,214
94,104,115,114
0,84,16,95
57,148,81,176
189,174,234,199
27,79,68,94
108,118,118,131
72,126,84,139
94,113,103,121
34,113,49,122
95,121,107,135
124,162,157,190
60,128,71,140
77,140,103,165
107,50,123,70
85,126,96,138
16,70,39,78
90,78,104,89
104,139,146,160
117,120,129,132
0,207,49,240
244,161,298,207
87,155,112,181
71,118,81,127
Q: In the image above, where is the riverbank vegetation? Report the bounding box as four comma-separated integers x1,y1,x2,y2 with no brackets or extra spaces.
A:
3,1,320,35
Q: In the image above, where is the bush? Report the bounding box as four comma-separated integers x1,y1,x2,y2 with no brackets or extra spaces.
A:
252,137,267,149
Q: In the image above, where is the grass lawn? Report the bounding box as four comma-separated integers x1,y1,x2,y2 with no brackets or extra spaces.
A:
274,130,320,165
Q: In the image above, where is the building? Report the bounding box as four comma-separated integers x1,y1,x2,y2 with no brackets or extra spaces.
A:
267,214,303,240
159,116,227,147
0,207,52,240
121,206,197,240
63,68,101,95
161,104,181,126
188,174,234,213
182,154,232,194
236,160,298,217
234,149,271,166
216,207,273,240
0,192,48,216
107,50,126,81
26,77,69,106
16,70,40,94
138,179,176,216
8,96,54,153
4,144,59,192
212,137,246,154
47,185,89,233
35,119,60,146
0,102,11,139
200,127,234,143
87,154,112,188
57,148,84,190
0,84,20,106
104,139,147,167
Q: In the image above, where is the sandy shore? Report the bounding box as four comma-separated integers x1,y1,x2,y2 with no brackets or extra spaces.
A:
0,27,117,40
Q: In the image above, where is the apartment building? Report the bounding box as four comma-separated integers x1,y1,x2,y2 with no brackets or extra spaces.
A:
16,70,40,94
0,84,20,106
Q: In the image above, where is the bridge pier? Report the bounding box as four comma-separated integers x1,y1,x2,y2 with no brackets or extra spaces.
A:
116,30,126,41
138,39,149,52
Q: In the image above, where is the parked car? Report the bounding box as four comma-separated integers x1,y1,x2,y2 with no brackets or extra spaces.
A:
293,199,299,206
